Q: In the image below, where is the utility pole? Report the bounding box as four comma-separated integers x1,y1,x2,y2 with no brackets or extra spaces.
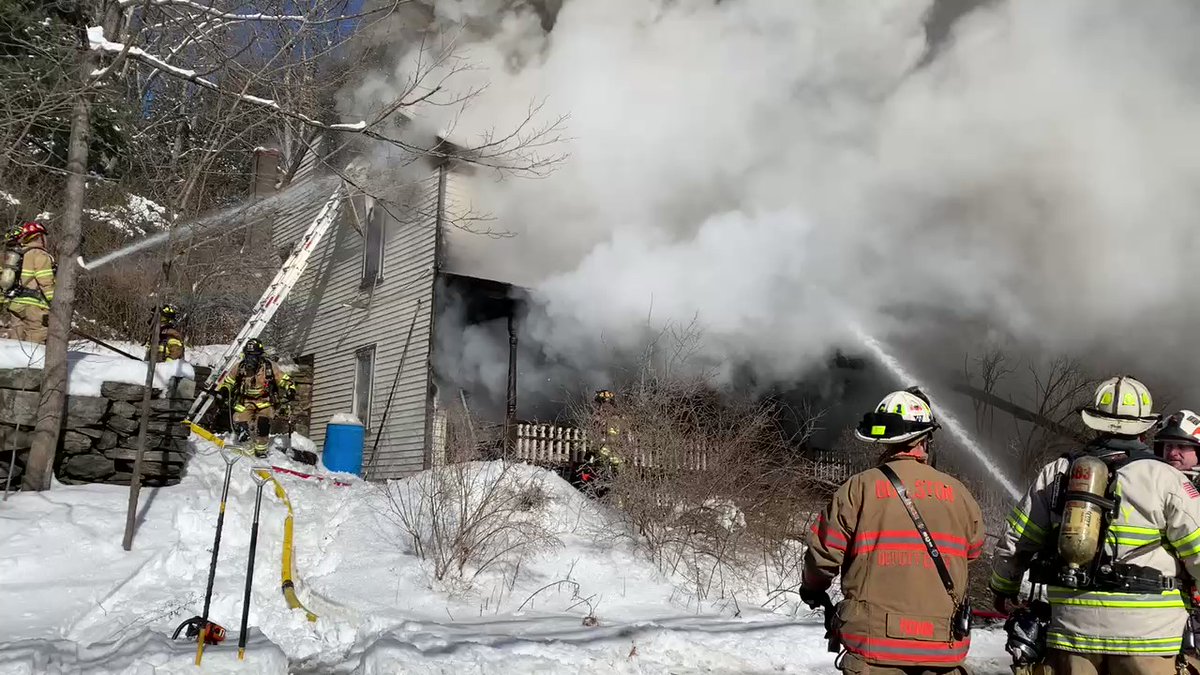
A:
122,306,162,550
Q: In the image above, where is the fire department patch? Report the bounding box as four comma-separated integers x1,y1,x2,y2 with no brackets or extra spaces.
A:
1184,481,1200,500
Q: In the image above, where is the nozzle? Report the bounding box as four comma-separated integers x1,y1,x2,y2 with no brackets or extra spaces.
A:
76,256,90,271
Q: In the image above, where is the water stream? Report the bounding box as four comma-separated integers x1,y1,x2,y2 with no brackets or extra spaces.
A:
849,323,1023,500
78,175,340,271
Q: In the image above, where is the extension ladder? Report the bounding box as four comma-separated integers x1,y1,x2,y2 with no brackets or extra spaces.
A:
185,182,345,425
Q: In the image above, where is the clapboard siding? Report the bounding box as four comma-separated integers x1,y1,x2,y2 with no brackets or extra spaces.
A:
273,164,442,479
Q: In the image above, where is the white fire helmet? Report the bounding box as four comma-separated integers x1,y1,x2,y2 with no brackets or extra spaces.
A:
855,389,939,445
1154,410,1200,454
1080,376,1160,436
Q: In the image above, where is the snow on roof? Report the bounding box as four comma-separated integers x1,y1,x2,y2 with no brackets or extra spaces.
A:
0,339,193,397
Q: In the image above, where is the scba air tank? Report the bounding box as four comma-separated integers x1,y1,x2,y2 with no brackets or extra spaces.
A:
0,248,20,293
1057,455,1110,588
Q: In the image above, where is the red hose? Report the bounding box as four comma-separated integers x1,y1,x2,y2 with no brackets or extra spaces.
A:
971,609,1008,620
269,465,352,487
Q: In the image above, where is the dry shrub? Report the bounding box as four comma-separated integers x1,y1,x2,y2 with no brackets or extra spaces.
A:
569,333,828,608
380,408,561,590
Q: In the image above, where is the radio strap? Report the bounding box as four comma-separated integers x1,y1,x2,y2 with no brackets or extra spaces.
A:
878,464,956,598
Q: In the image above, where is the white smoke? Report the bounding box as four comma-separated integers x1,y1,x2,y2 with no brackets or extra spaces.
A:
357,0,1200,403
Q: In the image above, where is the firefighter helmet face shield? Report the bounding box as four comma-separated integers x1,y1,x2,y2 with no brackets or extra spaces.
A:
1080,376,1159,436
244,339,264,357
856,411,936,444
854,390,940,444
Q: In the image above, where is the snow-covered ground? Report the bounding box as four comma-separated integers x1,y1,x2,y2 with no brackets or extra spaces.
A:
0,440,1013,674
0,339,193,396
64,339,273,373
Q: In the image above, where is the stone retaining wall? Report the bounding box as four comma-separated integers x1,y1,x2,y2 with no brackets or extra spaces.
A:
0,370,197,488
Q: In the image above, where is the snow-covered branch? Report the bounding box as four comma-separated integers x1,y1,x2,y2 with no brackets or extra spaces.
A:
119,0,401,25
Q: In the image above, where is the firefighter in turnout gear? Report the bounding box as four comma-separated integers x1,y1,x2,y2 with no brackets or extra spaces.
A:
589,389,624,473
1155,411,1200,475
576,390,623,498
801,387,986,674
1154,412,1200,675
991,376,1200,675
0,221,54,343
146,304,185,362
215,339,294,457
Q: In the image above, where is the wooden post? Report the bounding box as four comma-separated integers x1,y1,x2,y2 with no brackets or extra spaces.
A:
122,306,161,550
503,313,517,458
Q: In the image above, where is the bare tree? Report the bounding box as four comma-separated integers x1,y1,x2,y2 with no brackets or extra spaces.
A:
24,5,105,491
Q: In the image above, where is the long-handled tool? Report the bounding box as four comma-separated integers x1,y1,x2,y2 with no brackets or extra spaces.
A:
238,468,271,660
174,446,240,665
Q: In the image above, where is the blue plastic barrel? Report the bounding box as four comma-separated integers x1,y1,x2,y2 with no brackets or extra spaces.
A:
322,415,364,476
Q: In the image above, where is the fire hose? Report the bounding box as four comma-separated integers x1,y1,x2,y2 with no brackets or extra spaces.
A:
253,468,318,623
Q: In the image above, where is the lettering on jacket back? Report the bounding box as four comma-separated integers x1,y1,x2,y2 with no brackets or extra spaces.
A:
874,479,955,502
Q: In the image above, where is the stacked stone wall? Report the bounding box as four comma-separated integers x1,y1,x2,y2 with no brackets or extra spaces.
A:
0,370,197,487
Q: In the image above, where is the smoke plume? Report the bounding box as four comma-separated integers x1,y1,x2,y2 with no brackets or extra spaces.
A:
356,0,1200,413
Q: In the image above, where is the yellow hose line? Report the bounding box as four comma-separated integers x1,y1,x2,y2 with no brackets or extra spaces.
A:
186,421,225,448
255,469,318,623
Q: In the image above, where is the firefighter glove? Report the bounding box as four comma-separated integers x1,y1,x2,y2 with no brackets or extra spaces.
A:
993,591,1018,615
799,586,829,610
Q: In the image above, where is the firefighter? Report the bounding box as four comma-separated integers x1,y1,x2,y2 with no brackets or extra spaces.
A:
800,387,985,674
992,376,1200,675
575,390,623,497
1155,411,1200,475
215,338,295,457
1154,412,1200,675
0,221,54,343
590,389,623,472
146,304,185,362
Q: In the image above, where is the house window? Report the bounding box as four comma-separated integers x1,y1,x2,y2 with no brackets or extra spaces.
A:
362,203,383,287
353,345,375,428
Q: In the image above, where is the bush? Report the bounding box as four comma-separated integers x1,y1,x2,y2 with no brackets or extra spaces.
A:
567,333,827,610
379,411,561,590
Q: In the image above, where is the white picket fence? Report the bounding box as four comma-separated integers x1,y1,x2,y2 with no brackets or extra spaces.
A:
510,422,708,470
512,423,587,464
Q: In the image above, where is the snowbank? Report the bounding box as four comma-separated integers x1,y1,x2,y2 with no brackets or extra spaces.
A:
0,443,1012,673
0,339,193,396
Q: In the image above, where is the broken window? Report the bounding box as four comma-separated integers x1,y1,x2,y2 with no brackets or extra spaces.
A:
362,201,383,287
353,345,375,428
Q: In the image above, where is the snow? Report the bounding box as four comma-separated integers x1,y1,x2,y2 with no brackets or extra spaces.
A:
66,337,228,368
328,412,362,426
0,339,193,396
84,193,171,236
88,26,198,80
185,344,233,369
0,190,19,207
0,441,1014,673
116,0,310,23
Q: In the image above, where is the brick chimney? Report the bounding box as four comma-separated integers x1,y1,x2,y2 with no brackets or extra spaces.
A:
251,147,282,199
